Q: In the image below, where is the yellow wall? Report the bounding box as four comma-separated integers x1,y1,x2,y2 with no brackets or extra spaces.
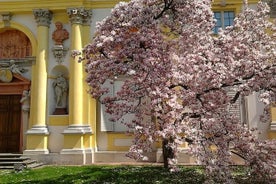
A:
26,135,48,150
106,133,133,151
48,116,69,126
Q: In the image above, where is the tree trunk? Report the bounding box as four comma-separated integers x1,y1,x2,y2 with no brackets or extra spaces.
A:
162,137,175,169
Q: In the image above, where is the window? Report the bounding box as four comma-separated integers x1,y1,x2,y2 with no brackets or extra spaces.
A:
213,11,235,33
227,87,248,125
100,79,135,132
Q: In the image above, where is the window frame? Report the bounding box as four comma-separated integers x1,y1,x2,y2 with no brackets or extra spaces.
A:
213,9,235,33
99,77,136,132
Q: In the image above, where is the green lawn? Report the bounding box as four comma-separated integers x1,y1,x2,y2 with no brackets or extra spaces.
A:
0,165,269,184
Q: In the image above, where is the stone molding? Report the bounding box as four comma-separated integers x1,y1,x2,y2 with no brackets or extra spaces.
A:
23,149,49,154
270,121,276,131
60,148,94,155
63,125,92,134
26,125,50,135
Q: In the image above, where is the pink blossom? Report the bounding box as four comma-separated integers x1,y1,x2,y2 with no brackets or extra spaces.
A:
79,0,276,182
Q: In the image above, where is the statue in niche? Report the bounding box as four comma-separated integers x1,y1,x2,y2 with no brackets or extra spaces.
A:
52,21,69,46
52,74,68,115
20,90,30,112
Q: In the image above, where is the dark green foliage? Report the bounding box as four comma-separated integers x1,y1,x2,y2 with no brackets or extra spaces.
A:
0,165,271,184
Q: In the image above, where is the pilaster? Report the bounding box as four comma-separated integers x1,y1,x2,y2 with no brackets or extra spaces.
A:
25,9,52,154
61,8,93,161
82,9,93,133
67,7,85,127
82,9,97,151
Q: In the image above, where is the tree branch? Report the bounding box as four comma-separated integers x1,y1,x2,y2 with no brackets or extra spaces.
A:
169,84,189,90
99,48,109,59
230,150,246,160
230,91,240,104
154,0,174,19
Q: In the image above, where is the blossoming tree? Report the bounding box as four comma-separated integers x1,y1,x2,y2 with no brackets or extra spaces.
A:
77,0,276,182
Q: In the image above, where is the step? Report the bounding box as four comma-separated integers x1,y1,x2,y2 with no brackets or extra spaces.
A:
0,154,43,170
0,157,30,161
23,159,36,165
0,166,14,169
0,153,22,158
27,162,44,169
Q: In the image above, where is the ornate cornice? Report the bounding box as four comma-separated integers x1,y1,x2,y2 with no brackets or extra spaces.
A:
33,9,53,27
0,1,123,13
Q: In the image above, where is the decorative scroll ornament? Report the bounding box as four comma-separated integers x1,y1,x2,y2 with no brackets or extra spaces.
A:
0,69,13,83
52,45,68,64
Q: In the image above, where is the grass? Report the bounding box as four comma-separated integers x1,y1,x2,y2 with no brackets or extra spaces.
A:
0,165,271,184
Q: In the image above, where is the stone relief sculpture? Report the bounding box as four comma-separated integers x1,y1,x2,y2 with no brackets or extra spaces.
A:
9,61,26,75
52,74,68,114
0,30,32,59
20,90,30,112
0,60,27,82
52,21,69,46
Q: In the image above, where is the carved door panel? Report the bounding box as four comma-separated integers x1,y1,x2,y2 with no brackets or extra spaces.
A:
0,95,21,153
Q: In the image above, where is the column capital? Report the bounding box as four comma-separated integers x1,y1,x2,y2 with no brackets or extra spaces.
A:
83,9,93,26
1,12,12,27
67,8,92,25
263,0,276,18
33,9,52,27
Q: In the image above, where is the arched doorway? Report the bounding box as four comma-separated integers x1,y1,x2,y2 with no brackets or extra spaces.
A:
0,28,32,153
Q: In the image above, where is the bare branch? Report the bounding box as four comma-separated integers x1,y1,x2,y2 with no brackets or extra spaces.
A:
154,0,174,19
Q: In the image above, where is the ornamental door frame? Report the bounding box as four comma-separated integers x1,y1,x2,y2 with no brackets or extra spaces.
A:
0,21,36,152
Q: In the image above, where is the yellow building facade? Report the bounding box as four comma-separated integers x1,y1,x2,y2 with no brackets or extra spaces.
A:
0,0,275,165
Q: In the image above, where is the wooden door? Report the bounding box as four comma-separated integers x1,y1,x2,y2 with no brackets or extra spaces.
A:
0,95,21,153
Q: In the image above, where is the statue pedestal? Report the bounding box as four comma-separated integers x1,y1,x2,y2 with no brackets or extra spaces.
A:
53,108,68,115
